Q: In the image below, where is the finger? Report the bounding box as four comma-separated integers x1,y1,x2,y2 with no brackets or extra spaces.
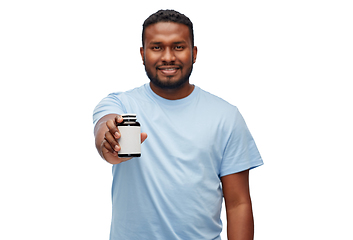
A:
106,118,120,139
102,139,118,157
102,139,113,152
115,115,123,124
113,115,123,138
104,131,121,152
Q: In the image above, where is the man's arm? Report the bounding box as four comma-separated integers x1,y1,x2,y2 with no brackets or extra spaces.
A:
94,114,147,164
221,170,254,240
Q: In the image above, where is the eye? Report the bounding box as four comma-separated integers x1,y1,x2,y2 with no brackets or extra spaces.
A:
175,45,184,50
152,46,161,50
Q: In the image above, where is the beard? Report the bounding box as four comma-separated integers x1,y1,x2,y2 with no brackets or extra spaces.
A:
144,61,194,90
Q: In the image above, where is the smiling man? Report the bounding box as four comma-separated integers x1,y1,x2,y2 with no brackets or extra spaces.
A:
141,20,197,99
93,9,263,240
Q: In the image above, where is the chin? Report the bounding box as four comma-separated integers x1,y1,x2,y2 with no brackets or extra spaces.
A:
146,68,193,90
150,77,189,90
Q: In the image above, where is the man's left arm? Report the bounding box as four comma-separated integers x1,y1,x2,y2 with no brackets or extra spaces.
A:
221,170,254,240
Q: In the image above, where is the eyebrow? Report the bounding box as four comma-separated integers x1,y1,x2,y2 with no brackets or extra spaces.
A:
173,41,187,45
149,41,162,45
148,41,187,45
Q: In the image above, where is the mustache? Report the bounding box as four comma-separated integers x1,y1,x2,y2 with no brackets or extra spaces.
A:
156,63,182,68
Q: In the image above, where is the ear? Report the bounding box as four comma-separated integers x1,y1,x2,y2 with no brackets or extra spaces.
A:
192,46,198,63
140,47,145,65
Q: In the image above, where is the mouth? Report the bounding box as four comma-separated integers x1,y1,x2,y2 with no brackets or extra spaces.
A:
157,66,180,75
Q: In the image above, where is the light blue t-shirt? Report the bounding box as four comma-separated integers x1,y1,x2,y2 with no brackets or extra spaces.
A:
93,83,263,240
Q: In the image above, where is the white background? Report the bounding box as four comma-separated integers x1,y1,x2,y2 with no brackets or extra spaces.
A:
1,0,352,239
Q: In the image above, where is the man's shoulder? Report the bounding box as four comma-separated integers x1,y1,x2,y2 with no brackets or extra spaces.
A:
197,87,238,110
109,84,146,96
105,84,148,101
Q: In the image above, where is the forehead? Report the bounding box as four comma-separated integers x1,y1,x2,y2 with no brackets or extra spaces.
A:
144,22,191,45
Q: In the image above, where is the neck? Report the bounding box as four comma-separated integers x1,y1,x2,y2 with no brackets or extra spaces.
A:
149,82,195,100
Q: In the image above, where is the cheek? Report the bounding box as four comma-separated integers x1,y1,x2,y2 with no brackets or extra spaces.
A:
178,50,193,60
144,51,160,65
178,52,193,65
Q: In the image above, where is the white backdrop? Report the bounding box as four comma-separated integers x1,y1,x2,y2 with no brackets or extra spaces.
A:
1,1,352,239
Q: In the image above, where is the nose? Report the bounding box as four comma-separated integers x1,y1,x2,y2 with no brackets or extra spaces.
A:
161,47,176,62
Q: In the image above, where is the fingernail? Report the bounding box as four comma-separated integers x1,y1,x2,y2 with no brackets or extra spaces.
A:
115,132,120,138
114,145,120,151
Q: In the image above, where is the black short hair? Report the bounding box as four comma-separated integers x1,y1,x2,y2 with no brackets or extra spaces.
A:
142,9,194,48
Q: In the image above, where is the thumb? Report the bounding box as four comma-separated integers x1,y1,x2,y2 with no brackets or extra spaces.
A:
141,133,148,143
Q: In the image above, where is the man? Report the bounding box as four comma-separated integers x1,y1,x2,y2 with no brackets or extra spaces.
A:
93,9,263,240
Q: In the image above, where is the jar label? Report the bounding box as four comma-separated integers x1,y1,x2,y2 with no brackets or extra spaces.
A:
118,126,141,155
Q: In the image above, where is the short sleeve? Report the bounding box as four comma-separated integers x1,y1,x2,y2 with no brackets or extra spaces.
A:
220,108,263,177
92,93,126,127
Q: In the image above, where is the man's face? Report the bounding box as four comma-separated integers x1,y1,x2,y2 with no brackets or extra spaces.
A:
140,22,197,90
